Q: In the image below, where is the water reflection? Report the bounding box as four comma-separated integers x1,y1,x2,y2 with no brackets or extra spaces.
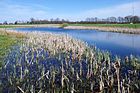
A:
15,27,140,57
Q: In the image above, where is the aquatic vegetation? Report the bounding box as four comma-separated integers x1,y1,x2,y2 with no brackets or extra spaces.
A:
0,31,140,93
0,34,19,68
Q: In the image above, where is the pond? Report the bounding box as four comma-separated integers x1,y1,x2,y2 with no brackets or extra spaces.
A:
15,27,140,57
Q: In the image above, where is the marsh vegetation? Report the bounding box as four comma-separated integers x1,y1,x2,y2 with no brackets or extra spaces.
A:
0,30,140,93
68,24,140,29
0,32,21,69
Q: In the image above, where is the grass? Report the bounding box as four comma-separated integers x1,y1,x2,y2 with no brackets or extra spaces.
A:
0,24,60,28
69,23,140,28
0,24,34,28
0,30,25,68
0,25,17,28
0,35,17,67
1,24,140,29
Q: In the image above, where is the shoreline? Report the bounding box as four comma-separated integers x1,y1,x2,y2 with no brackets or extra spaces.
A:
1,24,140,34
0,24,60,28
0,28,90,60
1,26,140,93
64,26,140,34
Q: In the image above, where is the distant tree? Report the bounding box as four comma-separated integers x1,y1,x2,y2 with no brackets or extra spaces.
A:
66,19,69,22
30,18,35,24
131,16,139,23
102,19,107,22
109,17,117,23
94,17,98,22
55,18,60,22
61,19,65,22
90,18,94,22
27,21,30,24
106,17,110,23
50,18,54,22
15,21,18,24
3,21,8,25
125,16,132,23
85,18,90,22
118,17,124,23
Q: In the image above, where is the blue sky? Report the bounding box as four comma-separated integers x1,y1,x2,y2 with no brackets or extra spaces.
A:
0,0,140,22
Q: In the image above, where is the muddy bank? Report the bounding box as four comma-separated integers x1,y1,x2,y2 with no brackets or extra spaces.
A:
64,26,140,34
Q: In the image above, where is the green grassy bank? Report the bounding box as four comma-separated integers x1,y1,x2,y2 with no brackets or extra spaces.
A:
69,23,140,28
0,25,17,28
0,30,25,67
0,34,18,68
1,24,140,29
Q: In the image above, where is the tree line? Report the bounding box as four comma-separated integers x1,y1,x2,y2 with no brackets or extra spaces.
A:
1,15,140,25
85,15,140,24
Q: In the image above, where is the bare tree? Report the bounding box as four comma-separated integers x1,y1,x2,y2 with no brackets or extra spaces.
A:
30,18,35,24
85,18,91,22
125,16,132,23
55,18,60,22
109,17,117,23
131,16,139,23
3,21,8,25
117,17,124,23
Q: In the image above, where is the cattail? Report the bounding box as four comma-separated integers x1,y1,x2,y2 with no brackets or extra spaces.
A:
38,71,49,81
127,77,131,93
76,72,80,81
100,67,105,92
4,60,9,68
24,67,29,76
61,61,65,88
20,66,23,81
79,62,82,76
17,86,25,93
90,58,93,77
90,81,94,91
107,56,111,70
122,79,125,93
38,90,42,93
70,82,75,93
1,30,140,92
86,65,90,79
114,57,121,93
30,85,34,93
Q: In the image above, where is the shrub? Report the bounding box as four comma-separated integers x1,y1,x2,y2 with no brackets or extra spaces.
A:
60,23,68,28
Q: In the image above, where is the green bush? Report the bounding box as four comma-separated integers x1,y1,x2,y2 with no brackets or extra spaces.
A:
60,23,69,28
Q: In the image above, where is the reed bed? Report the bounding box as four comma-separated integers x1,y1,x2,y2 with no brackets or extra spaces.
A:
0,31,140,93
65,26,140,34
0,29,26,38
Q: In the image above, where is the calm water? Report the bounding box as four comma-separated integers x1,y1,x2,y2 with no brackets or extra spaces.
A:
15,27,140,57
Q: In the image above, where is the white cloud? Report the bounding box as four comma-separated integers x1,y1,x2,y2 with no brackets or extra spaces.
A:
0,1,140,22
82,1,140,18
0,2,49,22
50,1,140,21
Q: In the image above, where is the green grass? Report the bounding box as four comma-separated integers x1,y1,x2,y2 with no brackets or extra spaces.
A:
69,24,140,28
0,25,17,28
1,24,140,28
0,35,17,68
